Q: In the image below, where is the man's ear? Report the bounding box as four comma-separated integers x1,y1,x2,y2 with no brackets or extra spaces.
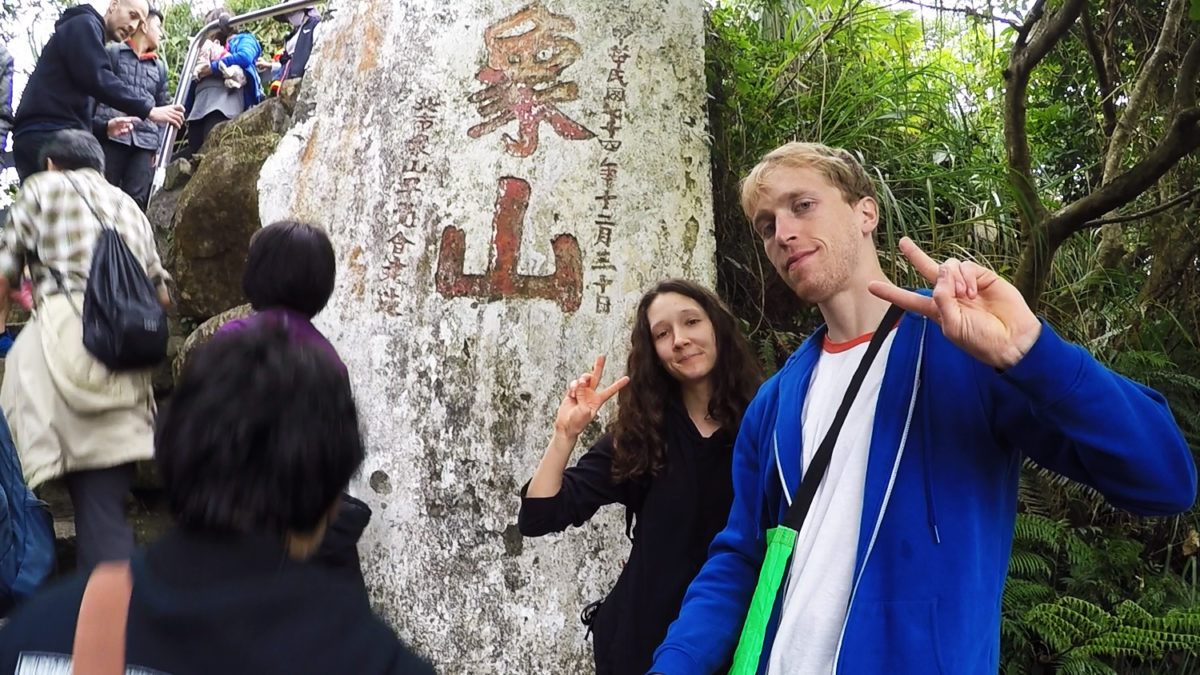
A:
857,196,879,237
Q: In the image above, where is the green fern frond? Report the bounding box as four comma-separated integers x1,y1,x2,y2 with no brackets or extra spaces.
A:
1009,550,1054,580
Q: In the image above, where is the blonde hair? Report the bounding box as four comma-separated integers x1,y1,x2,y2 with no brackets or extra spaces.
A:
739,142,877,221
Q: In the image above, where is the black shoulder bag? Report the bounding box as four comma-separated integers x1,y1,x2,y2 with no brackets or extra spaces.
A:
49,174,168,371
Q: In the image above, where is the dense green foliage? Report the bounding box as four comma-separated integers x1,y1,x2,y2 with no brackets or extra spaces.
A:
706,1,1200,672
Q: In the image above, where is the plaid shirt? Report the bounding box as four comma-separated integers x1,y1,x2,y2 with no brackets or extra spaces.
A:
0,168,169,302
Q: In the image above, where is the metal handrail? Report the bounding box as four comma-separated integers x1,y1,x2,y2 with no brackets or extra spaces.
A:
150,0,317,196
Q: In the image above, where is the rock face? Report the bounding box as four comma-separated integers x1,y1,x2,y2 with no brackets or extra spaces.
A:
172,303,254,381
258,1,712,671
169,98,293,321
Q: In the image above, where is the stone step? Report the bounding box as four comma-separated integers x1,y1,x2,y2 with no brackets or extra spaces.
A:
38,472,173,578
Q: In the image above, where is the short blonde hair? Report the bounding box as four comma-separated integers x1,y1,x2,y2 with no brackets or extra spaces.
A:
739,142,877,221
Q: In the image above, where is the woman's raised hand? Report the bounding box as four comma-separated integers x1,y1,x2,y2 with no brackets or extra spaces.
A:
553,356,630,439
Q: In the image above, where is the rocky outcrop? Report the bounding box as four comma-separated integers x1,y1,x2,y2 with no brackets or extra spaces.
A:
167,97,294,321
172,303,254,381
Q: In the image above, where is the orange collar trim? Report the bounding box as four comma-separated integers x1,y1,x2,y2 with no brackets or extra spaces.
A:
822,321,900,354
126,40,158,60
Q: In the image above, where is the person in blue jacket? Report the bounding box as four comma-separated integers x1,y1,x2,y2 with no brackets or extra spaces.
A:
649,141,1197,675
181,7,263,158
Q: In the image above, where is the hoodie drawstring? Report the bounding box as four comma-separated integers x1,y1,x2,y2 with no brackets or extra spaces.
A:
919,318,941,545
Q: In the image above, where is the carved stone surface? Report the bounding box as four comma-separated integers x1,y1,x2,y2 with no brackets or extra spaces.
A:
259,1,712,670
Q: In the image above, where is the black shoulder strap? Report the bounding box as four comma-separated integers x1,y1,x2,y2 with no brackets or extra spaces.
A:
781,303,905,532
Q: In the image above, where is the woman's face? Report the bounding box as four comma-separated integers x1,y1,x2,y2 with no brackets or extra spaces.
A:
645,292,719,387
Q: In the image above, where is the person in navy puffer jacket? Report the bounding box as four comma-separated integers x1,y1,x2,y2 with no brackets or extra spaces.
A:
92,7,170,210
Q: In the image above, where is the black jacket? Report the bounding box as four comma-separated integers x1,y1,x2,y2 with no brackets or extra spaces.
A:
93,42,168,150
311,492,373,594
14,5,153,135
0,42,13,140
518,399,736,675
0,528,435,674
281,14,321,80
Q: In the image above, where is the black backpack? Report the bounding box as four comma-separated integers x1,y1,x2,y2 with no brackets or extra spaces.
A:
50,174,168,371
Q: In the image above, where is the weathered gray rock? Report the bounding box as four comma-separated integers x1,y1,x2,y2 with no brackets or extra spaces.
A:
162,156,194,192
172,303,253,381
169,98,292,321
259,1,712,671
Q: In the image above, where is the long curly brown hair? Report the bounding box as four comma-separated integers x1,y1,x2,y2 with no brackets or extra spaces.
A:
608,279,763,483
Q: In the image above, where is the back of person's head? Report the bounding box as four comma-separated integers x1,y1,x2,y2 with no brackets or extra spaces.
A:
204,7,236,42
155,322,363,536
740,142,877,220
242,220,336,317
39,129,105,172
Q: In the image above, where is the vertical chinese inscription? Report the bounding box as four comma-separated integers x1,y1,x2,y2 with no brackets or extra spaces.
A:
591,28,631,315
377,95,443,316
466,1,595,157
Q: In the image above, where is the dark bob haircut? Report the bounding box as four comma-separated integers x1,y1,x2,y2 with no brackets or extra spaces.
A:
242,220,336,318
155,321,363,534
39,129,105,172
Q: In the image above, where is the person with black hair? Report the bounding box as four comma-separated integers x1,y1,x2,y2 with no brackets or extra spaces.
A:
212,219,375,590
0,323,435,674
0,129,169,575
12,0,185,182
92,7,170,210
215,219,340,366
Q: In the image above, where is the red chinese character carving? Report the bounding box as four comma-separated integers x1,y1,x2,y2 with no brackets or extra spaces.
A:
436,177,583,312
467,2,595,157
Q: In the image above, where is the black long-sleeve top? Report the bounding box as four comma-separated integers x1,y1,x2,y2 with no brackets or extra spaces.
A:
14,5,154,136
519,398,735,675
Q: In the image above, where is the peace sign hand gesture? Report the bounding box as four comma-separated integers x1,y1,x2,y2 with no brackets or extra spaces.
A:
867,237,1042,370
554,356,630,439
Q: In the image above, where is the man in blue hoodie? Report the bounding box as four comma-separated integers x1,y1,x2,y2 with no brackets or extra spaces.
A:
11,0,184,183
650,142,1197,675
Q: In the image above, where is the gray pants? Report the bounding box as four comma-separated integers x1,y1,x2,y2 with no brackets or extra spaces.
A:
64,463,135,570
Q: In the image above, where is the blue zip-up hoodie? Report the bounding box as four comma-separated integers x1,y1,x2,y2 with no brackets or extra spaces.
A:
651,309,1196,675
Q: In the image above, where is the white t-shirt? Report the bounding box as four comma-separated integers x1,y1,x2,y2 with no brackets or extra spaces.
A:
766,327,896,675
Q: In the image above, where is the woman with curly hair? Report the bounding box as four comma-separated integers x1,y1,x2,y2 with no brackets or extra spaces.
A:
519,279,763,675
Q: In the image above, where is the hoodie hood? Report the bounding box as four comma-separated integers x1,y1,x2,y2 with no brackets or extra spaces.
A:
56,4,101,29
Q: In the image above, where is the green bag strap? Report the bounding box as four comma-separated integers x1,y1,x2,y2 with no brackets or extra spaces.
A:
727,304,904,675
729,526,797,675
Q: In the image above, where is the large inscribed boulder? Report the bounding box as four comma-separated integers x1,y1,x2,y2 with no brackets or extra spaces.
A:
259,1,713,670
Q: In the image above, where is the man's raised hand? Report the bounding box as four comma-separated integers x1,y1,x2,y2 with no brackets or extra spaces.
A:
867,237,1041,370
553,356,630,439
